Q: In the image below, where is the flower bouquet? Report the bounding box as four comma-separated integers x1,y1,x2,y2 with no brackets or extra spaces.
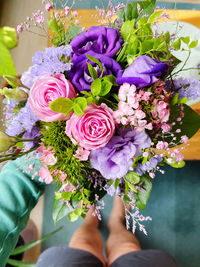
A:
1,0,200,234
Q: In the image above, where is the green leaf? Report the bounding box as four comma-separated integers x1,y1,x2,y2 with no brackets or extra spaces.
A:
171,93,180,105
127,181,137,193
126,171,140,184
148,10,163,24
121,20,135,41
48,17,60,34
172,39,181,50
10,227,63,256
86,96,93,105
0,42,16,76
117,2,138,22
181,36,190,45
103,75,117,85
81,91,91,96
49,97,73,115
140,39,154,54
55,191,71,201
134,174,152,210
68,210,79,222
84,189,90,197
53,199,71,224
99,81,112,96
74,97,87,111
3,75,22,88
87,62,98,80
6,259,36,267
178,97,188,104
114,179,121,190
91,78,102,96
166,159,185,168
137,0,156,21
173,104,200,140
0,26,17,49
73,103,84,116
189,40,198,49
86,54,103,73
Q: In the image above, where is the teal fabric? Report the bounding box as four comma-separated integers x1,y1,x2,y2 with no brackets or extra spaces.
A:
42,162,200,267
56,1,200,10
0,156,44,267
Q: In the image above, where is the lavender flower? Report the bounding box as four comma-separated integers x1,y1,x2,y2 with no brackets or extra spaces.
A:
21,46,72,88
90,128,151,180
6,102,40,149
134,154,163,176
173,78,200,101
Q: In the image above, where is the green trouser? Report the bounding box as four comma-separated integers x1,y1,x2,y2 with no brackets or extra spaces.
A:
0,156,44,267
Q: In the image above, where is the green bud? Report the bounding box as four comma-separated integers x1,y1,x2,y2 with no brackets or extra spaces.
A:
3,75,23,88
0,26,17,49
127,56,135,66
0,131,16,152
0,87,28,101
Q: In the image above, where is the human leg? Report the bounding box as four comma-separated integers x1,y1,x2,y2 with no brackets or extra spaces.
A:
69,206,106,266
106,196,141,265
36,207,105,267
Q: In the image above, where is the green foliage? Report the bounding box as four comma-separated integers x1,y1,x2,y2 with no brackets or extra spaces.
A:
133,174,152,210
49,18,82,46
117,16,172,65
158,104,200,146
165,158,185,168
41,121,106,223
3,75,22,88
49,96,88,116
0,26,17,49
117,0,156,22
172,36,198,51
8,227,62,266
126,171,140,184
0,42,16,75
53,199,71,224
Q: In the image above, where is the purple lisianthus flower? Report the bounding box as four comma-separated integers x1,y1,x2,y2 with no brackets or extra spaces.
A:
117,55,169,89
70,26,123,61
90,127,151,180
68,51,122,92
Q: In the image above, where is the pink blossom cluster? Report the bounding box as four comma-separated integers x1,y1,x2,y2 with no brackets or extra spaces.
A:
113,83,153,132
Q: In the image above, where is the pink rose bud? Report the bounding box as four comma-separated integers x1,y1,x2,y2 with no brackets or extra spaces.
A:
149,172,155,179
29,74,76,122
17,24,23,34
45,3,53,11
66,103,115,150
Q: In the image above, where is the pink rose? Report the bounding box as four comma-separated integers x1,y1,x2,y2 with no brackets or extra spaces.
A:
65,103,115,150
29,74,76,122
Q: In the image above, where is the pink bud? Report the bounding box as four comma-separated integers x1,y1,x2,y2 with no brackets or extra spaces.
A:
45,3,53,11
